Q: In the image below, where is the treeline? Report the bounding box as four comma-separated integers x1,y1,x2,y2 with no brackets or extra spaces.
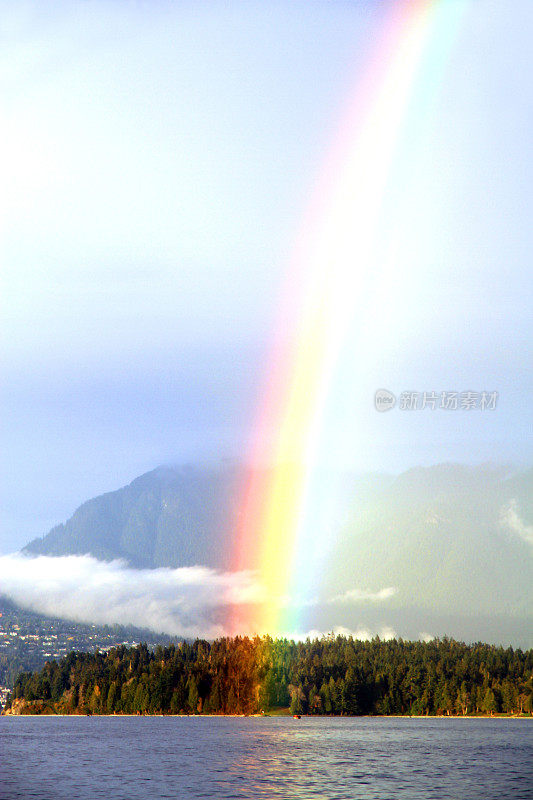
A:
6,636,533,716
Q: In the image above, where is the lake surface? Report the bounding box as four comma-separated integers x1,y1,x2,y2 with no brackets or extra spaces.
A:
1,716,531,800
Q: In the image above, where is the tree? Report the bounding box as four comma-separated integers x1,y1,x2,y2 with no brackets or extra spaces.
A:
320,681,332,714
187,676,199,714
289,684,305,715
328,677,340,713
133,681,149,714
455,682,470,716
89,685,101,714
106,682,117,714
481,687,498,716
259,668,277,711
343,668,360,715
290,690,304,715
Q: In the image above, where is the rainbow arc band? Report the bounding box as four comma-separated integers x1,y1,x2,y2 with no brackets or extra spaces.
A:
231,0,469,638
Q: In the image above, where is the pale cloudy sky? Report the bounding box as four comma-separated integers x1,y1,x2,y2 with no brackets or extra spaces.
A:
1,1,532,552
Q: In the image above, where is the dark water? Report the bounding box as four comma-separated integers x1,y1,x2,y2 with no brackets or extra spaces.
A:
1,716,531,800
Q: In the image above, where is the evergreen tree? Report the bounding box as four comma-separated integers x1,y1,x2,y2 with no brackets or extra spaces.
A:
482,687,498,716
186,676,199,714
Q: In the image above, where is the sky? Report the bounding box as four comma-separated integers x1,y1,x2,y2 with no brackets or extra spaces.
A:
1,0,532,554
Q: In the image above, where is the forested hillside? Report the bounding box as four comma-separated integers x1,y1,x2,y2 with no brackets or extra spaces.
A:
6,636,533,717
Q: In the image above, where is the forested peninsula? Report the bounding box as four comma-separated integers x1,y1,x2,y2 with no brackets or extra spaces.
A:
4,636,533,717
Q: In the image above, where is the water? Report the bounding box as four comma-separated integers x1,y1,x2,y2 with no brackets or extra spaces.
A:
1,716,531,800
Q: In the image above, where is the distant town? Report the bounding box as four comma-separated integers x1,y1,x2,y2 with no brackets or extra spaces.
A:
0,596,180,706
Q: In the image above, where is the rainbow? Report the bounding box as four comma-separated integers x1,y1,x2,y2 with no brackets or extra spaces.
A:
232,0,469,637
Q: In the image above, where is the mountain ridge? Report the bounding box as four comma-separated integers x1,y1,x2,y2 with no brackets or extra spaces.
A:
24,464,243,570
23,462,533,627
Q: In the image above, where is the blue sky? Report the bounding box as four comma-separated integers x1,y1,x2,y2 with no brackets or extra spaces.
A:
1,1,532,552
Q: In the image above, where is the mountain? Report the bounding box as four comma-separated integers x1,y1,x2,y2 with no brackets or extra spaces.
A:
23,463,533,636
24,465,243,570
325,464,533,620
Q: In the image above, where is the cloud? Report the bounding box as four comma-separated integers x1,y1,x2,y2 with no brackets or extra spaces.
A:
0,554,401,642
0,553,264,639
330,586,397,604
282,625,397,642
500,500,533,547
419,631,435,643
282,586,397,610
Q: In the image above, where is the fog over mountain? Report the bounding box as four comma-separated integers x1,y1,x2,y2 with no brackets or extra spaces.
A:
6,463,531,647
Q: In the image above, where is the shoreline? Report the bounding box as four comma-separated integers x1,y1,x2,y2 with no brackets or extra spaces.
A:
3,712,532,719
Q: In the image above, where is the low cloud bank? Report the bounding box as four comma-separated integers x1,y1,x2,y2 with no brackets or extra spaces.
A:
0,553,402,641
0,553,264,639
